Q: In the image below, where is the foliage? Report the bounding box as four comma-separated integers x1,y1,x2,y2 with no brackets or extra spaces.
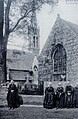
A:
4,0,58,42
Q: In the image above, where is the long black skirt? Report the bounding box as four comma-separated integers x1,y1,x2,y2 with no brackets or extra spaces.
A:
56,93,65,108
43,92,55,109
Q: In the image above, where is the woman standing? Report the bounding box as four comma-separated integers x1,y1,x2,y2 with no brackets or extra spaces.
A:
43,82,55,109
7,80,18,109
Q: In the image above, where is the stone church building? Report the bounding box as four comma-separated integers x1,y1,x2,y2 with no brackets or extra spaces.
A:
7,0,40,84
38,14,78,86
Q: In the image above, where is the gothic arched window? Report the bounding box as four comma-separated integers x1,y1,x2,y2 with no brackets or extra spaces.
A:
53,44,66,81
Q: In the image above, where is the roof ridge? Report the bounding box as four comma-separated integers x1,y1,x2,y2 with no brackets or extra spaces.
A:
39,16,78,57
39,14,62,55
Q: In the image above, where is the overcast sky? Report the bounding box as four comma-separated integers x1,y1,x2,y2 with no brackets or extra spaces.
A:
37,0,78,51
8,0,78,52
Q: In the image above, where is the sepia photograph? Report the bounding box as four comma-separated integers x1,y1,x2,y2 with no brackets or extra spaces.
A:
0,0,78,118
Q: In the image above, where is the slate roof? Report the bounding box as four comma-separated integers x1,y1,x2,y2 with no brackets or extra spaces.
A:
7,49,35,71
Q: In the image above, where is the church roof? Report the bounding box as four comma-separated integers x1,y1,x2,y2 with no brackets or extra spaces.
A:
7,49,35,71
39,14,78,58
62,20,78,37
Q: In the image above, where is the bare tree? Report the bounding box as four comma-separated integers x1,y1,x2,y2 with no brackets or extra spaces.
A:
0,0,58,82
4,0,58,45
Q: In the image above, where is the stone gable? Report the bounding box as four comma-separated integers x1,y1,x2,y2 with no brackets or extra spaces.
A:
38,15,78,86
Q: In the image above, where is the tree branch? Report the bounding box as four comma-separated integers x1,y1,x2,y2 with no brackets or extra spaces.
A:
9,9,32,33
10,1,44,33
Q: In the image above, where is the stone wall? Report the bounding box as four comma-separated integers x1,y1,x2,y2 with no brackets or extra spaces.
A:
38,15,78,86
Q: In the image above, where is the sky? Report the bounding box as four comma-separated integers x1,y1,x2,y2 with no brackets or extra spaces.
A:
7,0,78,52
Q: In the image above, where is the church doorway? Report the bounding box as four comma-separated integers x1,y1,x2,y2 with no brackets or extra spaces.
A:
52,44,67,81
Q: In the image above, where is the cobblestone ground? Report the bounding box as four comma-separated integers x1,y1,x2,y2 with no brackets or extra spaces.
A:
0,106,78,119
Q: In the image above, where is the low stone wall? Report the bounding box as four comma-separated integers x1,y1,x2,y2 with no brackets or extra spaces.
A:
0,86,44,107
21,95,44,105
1,80,76,107
0,86,8,107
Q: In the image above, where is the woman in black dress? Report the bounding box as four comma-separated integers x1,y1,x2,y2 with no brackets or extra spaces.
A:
43,82,55,109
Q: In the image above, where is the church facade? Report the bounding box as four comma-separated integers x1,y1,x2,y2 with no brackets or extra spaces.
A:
38,14,78,86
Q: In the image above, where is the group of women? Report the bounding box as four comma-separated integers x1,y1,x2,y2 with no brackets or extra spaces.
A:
43,82,78,109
